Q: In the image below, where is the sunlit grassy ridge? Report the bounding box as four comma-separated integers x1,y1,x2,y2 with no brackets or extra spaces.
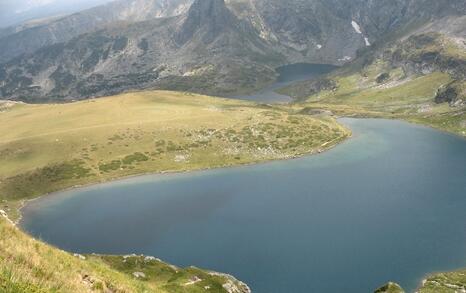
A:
337,72,462,136
417,270,466,293
279,32,466,137
374,269,466,293
282,69,465,137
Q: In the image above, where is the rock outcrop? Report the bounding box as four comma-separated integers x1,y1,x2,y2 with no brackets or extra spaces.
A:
435,81,466,106
374,282,405,293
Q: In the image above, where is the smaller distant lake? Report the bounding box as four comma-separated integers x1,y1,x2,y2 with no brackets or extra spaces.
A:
231,63,338,103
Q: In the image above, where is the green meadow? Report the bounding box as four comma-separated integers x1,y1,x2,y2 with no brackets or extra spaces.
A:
0,90,349,220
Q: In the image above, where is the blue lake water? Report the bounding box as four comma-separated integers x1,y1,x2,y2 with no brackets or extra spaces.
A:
21,118,466,293
231,63,337,103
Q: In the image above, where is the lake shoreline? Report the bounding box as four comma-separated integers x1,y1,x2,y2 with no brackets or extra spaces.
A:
17,114,466,225
17,119,351,226
20,117,466,293
18,117,466,293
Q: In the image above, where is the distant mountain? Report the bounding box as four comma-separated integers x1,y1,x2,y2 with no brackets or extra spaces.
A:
0,0,193,64
0,0,464,102
0,0,279,101
227,0,465,63
0,0,113,28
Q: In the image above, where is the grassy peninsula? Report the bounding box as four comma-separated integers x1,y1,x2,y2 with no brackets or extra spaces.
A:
0,90,349,221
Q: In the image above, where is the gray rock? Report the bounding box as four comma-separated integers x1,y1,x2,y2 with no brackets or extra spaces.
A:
132,271,146,278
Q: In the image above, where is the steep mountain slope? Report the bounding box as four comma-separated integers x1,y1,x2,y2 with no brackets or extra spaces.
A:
227,0,466,64
279,14,466,136
3,0,463,64
226,0,367,64
0,0,282,101
0,0,464,102
0,0,193,64
0,17,181,102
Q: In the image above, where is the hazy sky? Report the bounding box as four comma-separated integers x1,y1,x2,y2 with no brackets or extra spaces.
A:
0,0,114,27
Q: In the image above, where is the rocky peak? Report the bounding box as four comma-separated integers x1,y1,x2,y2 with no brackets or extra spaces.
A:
176,0,236,45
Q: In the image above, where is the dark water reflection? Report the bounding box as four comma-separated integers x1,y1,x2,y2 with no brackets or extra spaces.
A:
231,63,337,103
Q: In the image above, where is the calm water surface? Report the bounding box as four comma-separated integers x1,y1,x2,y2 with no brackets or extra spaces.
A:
21,118,466,293
231,63,337,103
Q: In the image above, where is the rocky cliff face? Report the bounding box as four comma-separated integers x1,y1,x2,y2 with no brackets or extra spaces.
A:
176,0,235,45
357,14,466,106
224,0,465,64
0,0,280,101
0,0,464,102
435,80,466,107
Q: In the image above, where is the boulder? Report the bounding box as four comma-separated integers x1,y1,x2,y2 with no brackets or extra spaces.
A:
132,272,146,278
435,80,465,106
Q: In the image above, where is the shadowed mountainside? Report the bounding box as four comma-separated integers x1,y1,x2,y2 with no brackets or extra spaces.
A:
1,0,465,102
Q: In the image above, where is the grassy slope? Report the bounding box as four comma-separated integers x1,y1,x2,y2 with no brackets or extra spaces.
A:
373,276,466,293
279,32,466,138
0,90,349,220
373,269,466,293
0,217,249,293
0,90,349,292
417,270,466,293
282,65,465,138
299,71,465,137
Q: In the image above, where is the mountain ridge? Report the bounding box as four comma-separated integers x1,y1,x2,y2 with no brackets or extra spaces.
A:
0,0,193,64
0,0,464,102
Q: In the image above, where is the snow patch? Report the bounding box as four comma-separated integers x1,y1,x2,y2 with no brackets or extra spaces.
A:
364,37,371,46
338,56,352,62
351,21,363,34
351,20,371,47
